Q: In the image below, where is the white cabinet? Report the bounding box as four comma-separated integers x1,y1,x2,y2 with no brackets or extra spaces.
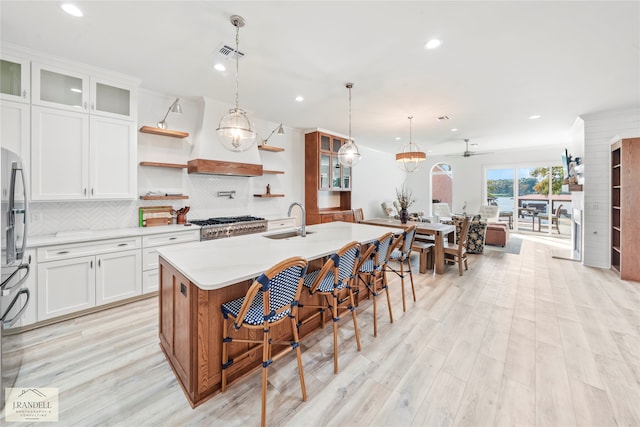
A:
31,63,137,121
141,230,199,293
30,106,136,200
0,100,30,160
0,54,30,103
37,255,96,320
95,249,141,305
36,237,142,321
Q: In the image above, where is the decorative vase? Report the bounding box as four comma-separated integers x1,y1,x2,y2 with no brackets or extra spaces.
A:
399,208,409,224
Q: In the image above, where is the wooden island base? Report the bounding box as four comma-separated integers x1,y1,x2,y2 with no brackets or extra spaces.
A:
159,256,346,407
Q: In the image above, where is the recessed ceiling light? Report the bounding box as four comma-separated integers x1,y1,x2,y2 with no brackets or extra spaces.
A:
213,63,226,71
451,128,458,132
395,137,401,140
529,115,541,120
425,39,442,50
295,95,304,102
60,3,83,17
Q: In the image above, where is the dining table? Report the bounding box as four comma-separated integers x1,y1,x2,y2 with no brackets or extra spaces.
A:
359,218,456,274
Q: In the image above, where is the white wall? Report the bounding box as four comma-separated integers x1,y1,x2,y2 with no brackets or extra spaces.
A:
580,107,640,269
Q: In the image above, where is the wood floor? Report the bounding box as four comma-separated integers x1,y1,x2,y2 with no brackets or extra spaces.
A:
3,234,639,426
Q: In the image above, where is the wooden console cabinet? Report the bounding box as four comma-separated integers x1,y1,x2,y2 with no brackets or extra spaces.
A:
305,131,352,225
611,137,640,281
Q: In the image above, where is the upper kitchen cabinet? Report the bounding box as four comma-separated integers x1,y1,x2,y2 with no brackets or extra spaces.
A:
0,100,30,159
32,62,137,121
31,106,136,200
0,54,30,103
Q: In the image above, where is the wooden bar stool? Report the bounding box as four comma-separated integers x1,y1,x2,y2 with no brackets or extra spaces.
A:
356,232,395,337
220,256,308,427
299,241,362,374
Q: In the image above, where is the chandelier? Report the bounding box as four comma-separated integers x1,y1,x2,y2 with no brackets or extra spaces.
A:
396,116,426,172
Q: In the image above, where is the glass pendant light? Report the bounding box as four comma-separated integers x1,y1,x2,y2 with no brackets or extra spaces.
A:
396,116,426,172
217,15,257,152
337,83,362,167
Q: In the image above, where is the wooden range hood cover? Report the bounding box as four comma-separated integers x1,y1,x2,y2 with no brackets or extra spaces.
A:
187,159,263,176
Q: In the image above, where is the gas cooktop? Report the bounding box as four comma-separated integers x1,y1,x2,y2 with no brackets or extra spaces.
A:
189,216,268,240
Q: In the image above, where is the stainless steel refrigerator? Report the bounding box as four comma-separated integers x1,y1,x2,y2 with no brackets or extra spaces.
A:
1,147,31,409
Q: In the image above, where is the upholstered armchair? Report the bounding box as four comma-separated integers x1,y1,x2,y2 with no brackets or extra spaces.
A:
442,215,488,254
381,201,399,218
432,203,453,221
478,205,500,223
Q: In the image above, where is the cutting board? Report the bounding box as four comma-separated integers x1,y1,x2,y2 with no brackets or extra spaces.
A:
139,206,173,227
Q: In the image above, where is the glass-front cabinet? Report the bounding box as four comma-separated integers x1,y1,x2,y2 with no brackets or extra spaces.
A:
318,133,351,191
32,62,136,120
0,54,30,103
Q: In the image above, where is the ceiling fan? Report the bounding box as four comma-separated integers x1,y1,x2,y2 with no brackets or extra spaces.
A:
450,139,490,157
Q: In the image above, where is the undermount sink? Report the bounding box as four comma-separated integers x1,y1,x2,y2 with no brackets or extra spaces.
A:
263,230,315,240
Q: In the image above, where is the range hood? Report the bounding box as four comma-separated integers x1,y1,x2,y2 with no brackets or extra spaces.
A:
187,159,262,176
187,97,263,176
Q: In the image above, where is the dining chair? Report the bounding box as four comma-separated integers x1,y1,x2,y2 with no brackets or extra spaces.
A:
387,225,419,311
353,208,364,223
356,232,395,337
537,203,563,234
220,256,308,427
444,216,471,276
300,241,362,373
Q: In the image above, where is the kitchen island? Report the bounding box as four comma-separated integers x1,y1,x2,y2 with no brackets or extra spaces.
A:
157,221,400,407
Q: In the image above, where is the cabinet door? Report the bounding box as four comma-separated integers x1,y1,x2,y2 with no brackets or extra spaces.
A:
142,269,159,293
95,249,142,305
89,116,136,199
90,77,137,120
37,256,95,320
319,153,331,189
31,62,89,112
31,106,89,200
0,101,30,161
0,54,30,103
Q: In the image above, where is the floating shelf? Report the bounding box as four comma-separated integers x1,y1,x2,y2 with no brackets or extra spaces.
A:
254,194,285,198
258,145,284,152
140,195,189,200
139,126,189,138
568,183,583,192
263,170,285,174
139,161,187,169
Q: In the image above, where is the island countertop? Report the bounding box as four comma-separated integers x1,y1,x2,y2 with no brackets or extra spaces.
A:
157,221,400,290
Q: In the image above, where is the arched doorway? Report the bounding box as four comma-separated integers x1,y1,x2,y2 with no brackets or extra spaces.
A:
431,163,452,214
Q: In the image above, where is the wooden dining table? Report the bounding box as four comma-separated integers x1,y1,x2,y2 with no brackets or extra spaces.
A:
360,218,456,274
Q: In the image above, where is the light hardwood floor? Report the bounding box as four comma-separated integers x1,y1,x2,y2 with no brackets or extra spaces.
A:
3,234,639,426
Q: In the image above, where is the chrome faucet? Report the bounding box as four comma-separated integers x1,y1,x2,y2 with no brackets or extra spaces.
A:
288,202,306,237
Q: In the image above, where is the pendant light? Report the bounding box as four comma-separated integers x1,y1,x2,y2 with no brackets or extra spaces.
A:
217,15,257,152
396,116,426,172
337,83,362,167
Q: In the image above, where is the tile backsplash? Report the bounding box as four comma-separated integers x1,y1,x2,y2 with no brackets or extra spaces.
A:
29,173,289,236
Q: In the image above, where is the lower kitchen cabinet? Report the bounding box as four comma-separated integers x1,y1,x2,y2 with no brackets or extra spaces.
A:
95,249,141,305
141,229,199,293
37,255,96,320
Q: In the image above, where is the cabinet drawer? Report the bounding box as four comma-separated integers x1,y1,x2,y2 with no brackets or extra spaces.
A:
37,237,142,262
268,218,296,231
142,247,161,271
142,230,200,248
143,269,159,293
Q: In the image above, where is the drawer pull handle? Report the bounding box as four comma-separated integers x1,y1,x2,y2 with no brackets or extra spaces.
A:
169,237,177,240
117,243,128,247
57,250,69,255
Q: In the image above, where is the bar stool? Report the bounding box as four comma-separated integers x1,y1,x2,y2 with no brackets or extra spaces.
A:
387,225,418,312
356,232,395,337
220,256,308,427
299,241,361,374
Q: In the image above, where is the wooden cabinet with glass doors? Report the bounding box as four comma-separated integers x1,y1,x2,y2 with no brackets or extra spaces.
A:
305,131,353,225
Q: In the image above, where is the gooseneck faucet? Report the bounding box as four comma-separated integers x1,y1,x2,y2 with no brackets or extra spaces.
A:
287,202,306,237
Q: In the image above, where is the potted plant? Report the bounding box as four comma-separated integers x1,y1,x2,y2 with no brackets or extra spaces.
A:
395,184,415,224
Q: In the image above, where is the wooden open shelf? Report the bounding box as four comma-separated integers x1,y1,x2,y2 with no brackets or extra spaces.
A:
140,195,189,200
139,126,189,138
253,194,285,198
258,145,284,152
263,170,284,175
568,183,583,191
139,161,187,169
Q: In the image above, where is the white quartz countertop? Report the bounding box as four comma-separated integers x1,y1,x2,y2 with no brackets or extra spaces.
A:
29,224,198,247
158,222,401,290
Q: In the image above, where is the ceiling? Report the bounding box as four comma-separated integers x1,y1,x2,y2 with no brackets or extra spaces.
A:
2,1,639,156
